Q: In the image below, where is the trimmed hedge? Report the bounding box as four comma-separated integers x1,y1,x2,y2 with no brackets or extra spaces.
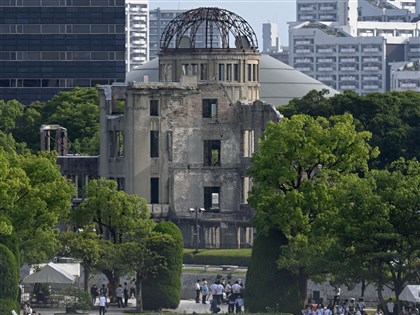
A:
143,222,183,310
0,243,19,308
245,230,301,314
0,298,19,315
183,249,251,266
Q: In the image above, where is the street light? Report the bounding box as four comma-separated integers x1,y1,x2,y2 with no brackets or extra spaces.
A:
189,207,205,253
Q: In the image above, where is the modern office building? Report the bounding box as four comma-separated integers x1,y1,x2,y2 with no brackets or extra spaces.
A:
0,0,126,104
291,0,420,94
125,0,148,72
290,22,387,94
262,22,280,53
390,60,420,92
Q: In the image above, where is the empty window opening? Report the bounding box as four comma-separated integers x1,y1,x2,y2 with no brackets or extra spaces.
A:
200,63,208,80
233,64,239,81
218,63,225,81
204,187,220,211
204,140,221,166
109,130,124,158
151,177,159,204
150,99,159,116
226,64,232,81
150,130,159,158
202,99,218,118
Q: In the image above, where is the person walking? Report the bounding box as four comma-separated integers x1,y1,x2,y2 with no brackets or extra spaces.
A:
115,284,124,308
123,282,129,307
201,279,209,304
98,292,107,315
195,279,201,303
90,284,98,305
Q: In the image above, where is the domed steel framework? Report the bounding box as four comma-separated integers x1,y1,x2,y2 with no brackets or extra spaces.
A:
159,7,258,51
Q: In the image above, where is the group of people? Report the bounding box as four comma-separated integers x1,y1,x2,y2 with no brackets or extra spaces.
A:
90,279,136,311
194,276,245,313
22,303,38,315
302,297,367,315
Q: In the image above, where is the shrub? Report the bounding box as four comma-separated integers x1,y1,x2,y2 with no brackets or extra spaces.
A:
61,287,91,312
0,243,18,302
245,230,301,314
143,222,183,310
183,249,251,266
0,298,19,315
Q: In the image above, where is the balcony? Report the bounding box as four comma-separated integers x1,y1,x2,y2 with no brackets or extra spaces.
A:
318,48,334,53
363,48,380,53
341,76,356,81
299,6,315,11
363,76,380,81
318,67,334,72
341,67,357,71
296,49,312,54
399,83,418,88
364,85,379,90
340,48,357,53
295,40,312,45
318,76,334,81
296,67,312,72
341,58,357,62
319,6,336,10
363,58,380,62
363,66,380,71
341,85,357,90
295,59,312,63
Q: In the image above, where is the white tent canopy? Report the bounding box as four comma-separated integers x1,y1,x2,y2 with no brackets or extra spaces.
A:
22,262,75,284
399,285,420,303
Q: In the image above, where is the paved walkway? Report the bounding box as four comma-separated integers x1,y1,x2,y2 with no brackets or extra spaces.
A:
26,299,224,315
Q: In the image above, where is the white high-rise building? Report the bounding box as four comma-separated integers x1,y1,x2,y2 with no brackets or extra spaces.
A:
262,22,281,53
126,0,149,72
290,0,420,94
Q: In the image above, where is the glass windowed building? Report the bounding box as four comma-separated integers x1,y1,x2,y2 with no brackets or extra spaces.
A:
0,0,126,104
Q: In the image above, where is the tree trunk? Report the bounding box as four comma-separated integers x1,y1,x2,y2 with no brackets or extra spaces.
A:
84,268,90,292
298,268,308,307
376,261,385,311
361,279,366,298
135,273,143,312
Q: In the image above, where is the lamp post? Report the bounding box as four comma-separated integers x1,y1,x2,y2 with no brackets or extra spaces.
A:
189,207,205,253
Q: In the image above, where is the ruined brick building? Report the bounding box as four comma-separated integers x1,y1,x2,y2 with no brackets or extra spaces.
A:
54,7,336,249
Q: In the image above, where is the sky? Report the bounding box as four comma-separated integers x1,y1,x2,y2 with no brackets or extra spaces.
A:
149,0,297,48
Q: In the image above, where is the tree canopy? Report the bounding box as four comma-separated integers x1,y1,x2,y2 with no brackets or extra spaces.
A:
1,87,100,155
280,90,420,168
247,113,378,304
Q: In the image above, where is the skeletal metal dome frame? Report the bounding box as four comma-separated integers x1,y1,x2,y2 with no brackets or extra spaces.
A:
159,7,258,51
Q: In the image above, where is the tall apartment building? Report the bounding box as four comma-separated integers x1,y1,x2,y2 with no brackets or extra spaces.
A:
262,22,280,53
125,0,148,72
0,0,126,104
291,0,420,94
148,8,221,61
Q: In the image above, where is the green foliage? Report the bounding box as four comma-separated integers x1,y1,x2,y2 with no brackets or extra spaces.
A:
245,230,301,314
0,148,74,265
330,159,420,299
280,90,420,168
183,249,252,266
41,87,100,155
0,298,20,315
0,217,21,270
0,244,18,301
247,113,377,305
143,222,183,310
61,287,92,311
0,99,24,132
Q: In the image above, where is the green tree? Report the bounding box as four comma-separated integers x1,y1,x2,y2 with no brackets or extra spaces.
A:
245,229,301,313
73,178,154,295
331,159,420,305
117,232,173,312
59,226,103,291
0,243,19,314
143,222,183,310
0,147,74,264
280,90,420,168
41,87,100,155
247,113,378,306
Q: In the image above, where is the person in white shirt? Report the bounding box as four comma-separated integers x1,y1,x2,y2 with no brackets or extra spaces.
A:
115,284,124,308
386,299,394,315
215,281,224,305
99,293,107,315
195,279,201,303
